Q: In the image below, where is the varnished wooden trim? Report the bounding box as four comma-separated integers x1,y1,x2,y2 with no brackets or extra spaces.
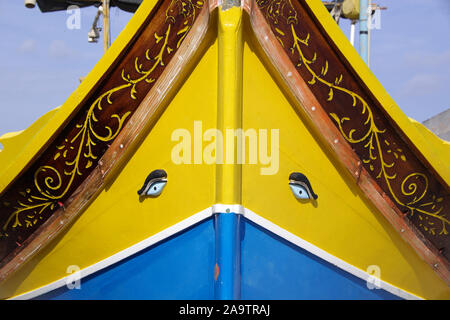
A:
245,0,450,285
209,0,219,11
0,3,212,285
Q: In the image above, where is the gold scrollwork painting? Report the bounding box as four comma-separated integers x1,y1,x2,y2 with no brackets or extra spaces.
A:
257,0,449,246
0,0,204,258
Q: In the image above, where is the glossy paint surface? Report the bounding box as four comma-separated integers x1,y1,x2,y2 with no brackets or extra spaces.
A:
36,218,215,300
241,218,400,300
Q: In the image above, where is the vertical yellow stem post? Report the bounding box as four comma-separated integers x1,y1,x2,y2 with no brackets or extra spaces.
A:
215,3,243,205
214,1,244,300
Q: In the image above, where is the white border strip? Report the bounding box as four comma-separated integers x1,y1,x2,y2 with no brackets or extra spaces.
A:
10,207,213,300
11,205,422,300
212,204,245,215
243,208,422,300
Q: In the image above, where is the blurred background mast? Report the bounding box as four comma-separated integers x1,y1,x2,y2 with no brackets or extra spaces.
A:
24,0,122,53
359,0,369,64
102,0,111,51
322,0,387,67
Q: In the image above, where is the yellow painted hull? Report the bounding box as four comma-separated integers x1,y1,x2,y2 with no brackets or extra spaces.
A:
0,0,449,299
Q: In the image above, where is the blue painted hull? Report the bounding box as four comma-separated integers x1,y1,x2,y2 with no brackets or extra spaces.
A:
37,219,215,300
36,217,400,300
241,219,399,300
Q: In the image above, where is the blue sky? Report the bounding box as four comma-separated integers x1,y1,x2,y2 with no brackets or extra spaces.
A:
0,0,449,137
340,0,450,123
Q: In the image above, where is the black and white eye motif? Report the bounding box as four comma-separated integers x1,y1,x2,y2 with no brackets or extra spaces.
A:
137,169,168,197
289,172,318,200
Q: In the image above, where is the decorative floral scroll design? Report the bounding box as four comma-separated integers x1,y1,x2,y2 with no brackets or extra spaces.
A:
0,0,203,237
257,0,449,236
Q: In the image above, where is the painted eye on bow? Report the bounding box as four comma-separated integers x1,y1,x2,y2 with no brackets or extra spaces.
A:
146,181,167,196
288,172,318,201
137,169,168,197
289,183,310,200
